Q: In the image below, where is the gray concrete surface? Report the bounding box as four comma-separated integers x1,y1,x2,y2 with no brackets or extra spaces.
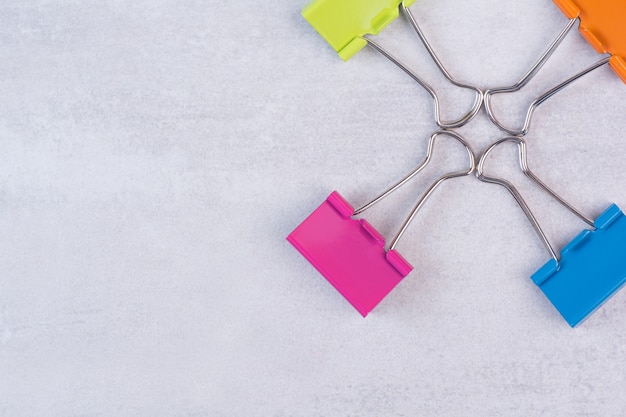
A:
1,0,625,415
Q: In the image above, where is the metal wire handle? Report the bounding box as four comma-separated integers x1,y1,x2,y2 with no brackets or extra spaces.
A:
354,130,475,251
476,136,594,262
484,18,610,136
363,2,483,129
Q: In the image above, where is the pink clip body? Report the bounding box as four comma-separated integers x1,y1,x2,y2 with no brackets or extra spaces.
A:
287,191,413,316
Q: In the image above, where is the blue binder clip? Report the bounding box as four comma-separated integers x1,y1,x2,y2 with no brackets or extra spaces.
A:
478,137,626,327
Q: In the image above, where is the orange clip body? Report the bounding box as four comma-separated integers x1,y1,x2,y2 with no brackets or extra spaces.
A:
553,0,626,83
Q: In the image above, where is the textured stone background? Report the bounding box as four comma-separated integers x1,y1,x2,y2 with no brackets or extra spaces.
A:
1,0,625,415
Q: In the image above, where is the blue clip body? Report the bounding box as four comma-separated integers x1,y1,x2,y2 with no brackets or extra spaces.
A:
532,204,626,327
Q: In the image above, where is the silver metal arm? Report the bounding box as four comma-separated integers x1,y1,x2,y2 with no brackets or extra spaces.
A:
484,18,610,136
477,137,594,263
354,130,476,251
363,2,484,129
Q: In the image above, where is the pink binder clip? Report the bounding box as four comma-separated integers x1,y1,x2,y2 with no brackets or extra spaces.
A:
287,130,475,316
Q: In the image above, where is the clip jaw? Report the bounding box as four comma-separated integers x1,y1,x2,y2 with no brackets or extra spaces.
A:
302,0,417,61
531,204,626,327
287,191,412,317
553,0,626,83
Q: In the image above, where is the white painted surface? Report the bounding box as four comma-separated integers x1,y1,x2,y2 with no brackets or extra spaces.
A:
1,0,625,415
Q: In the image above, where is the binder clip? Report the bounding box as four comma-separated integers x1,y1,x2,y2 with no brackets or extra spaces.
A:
484,0,626,136
477,137,626,326
287,130,475,316
302,0,483,128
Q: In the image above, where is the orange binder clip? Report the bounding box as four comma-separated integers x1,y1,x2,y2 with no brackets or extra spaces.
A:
484,0,626,136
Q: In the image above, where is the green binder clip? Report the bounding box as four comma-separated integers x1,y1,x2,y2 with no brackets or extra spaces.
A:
303,0,417,61
302,0,483,128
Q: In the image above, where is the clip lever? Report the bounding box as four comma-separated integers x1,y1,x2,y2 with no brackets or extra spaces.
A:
485,0,626,136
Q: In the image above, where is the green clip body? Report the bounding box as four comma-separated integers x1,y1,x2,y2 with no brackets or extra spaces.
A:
302,0,417,61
